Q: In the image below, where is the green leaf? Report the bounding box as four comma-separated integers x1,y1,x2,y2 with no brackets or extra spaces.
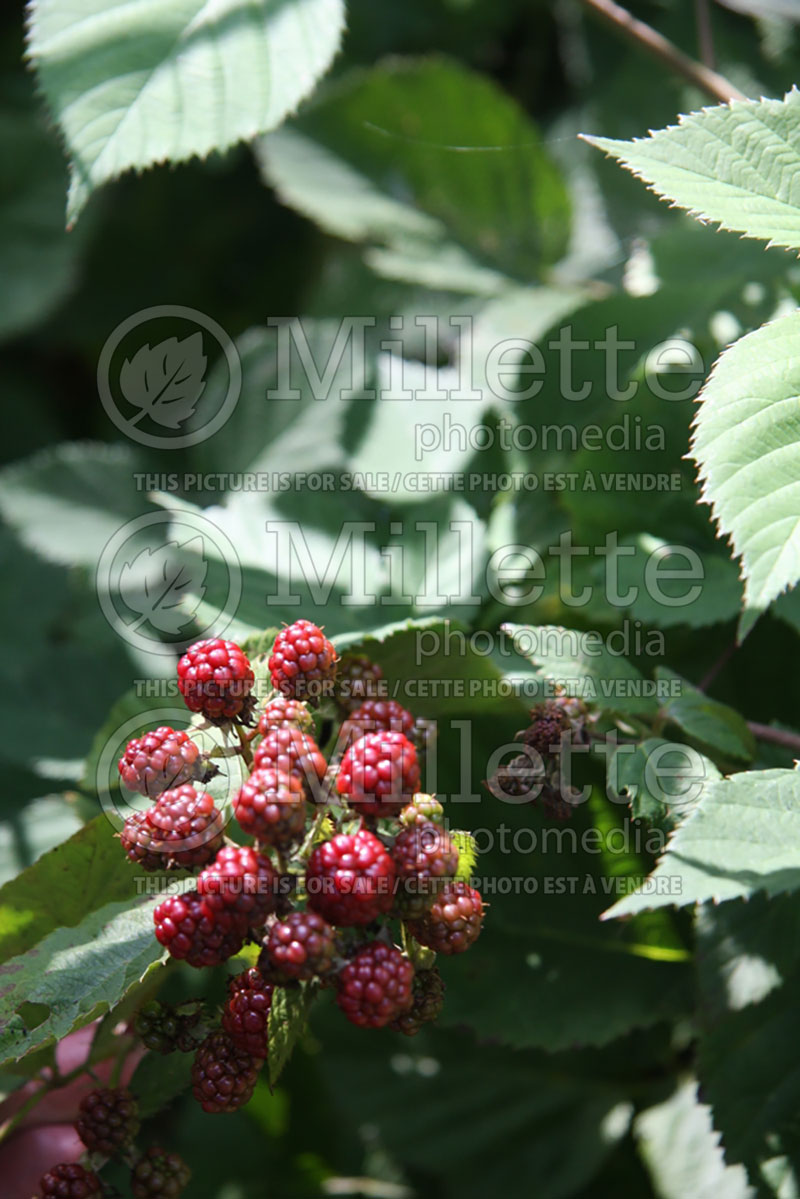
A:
258,57,570,291
334,617,528,719
657,669,756,763
695,894,800,1186
0,892,170,1065
502,622,659,716
0,815,139,964
28,0,346,225
268,983,314,1087
689,311,800,635
635,1079,755,1199
131,1048,194,1119
584,91,800,253
607,738,721,833
605,769,800,918
0,796,83,888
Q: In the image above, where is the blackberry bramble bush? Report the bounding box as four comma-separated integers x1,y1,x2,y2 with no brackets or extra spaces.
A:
18,624,485,1190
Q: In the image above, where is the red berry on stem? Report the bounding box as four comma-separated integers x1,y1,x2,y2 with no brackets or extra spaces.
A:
336,653,384,712
336,731,420,819
197,845,278,928
257,694,313,736
177,638,255,721
154,890,246,968
389,967,446,1036
265,910,337,980
306,829,396,926
253,725,327,791
343,699,415,740
221,967,274,1057
191,1030,263,1113
406,881,485,955
268,619,337,703
118,726,202,799
120,786,224,872
233,767,307,848
337,941,414,1028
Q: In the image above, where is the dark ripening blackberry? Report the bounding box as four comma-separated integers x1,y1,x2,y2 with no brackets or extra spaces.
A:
191,1030,263,1113
337,941,414,1028
406,881,485,955
391,821,459,918
154,890,246,968
264,910,337,980
118,726,203,799
221,967,274,1058
177,638,255,722
336,730,420,819
268,619,337,704
233,767,307,848
335,653,384,713
75,1086,139,1155
390,966,445,1035
306,829,396,926
38,1164,102,1197
131,1146,191,1199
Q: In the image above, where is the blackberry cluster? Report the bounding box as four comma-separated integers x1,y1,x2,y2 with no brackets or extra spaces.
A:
115,624,485,1132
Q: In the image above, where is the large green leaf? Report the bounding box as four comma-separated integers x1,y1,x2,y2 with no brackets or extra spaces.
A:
605,769,800,918
635,1079,754,1199
28,0,346,225
0,815,137,964
259,57,570,291
689,312,800,635
502,622,659,716
584,91,800,252
0,891,171,1065
695,894,800,1187
657,669,755,763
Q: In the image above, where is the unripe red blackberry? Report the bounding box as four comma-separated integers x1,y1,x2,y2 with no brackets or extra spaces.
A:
191,1030,263,1113
233,767,307,848
268,619,337,704
177,638,255,722
265,910,337,980
336,731,420,819
337,942,414,1028
390,966,445,1035
257,694,313,736
336,653,384,712
391,822,458,917
119,809,165,872
343,699,415,741
154,890,246,968
131,1146,191,1198
306,829,395,926
399,793,444,828
76,1086,139,1155
197,845,278,929
253,725,327,791
38,1163,101,1197
406,881,485,955
221,967,273,1057
118,726,203,799
145,785,225,869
